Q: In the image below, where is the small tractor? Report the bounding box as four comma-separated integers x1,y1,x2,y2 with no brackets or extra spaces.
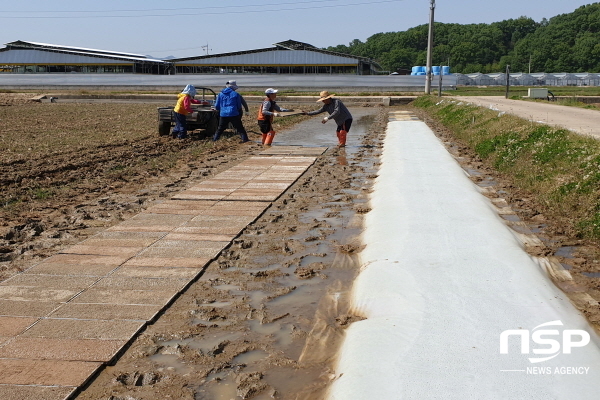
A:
157,87,219,137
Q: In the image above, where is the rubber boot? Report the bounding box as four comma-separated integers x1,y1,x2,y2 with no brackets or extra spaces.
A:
261,133,268,144
264,130,276,146
337,130,347,147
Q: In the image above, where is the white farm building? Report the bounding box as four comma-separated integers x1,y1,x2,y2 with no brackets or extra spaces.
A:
0,39,380,75
0,40,168,74
170,40,380,75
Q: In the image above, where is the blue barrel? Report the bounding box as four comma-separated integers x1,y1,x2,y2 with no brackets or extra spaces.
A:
432,66,441,75
416,72,426,76
442,66,451,75
418,66,426,73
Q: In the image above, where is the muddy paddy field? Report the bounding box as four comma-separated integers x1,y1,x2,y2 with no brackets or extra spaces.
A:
1,92,600,399
0,93,384,399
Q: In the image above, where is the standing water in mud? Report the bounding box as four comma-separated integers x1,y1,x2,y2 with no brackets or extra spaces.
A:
77,106,388,400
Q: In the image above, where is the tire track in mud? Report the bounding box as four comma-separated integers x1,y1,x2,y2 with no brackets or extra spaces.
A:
76,108,389,400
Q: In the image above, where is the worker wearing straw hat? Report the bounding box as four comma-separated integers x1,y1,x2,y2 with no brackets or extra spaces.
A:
303,91,353,147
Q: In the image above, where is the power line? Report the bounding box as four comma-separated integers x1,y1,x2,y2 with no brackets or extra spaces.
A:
1,0,342,14
0,0,404,19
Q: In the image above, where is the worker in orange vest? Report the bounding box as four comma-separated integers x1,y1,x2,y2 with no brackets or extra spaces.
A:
257,88,293,145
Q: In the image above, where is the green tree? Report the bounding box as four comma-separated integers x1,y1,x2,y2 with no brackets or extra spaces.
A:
379,48,418,71
324,3,600,73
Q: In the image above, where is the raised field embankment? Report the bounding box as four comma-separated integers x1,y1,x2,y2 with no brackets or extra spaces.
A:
414,95,600,241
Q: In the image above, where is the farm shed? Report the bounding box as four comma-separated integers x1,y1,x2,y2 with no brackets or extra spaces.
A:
453,73,475,85
574,73,600,86
553,73,581,86
170,40,381,75
512,73,537,86
467,73,497,86
0,40,169,74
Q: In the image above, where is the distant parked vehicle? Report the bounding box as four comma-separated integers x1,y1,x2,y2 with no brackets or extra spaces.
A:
157,86,219,137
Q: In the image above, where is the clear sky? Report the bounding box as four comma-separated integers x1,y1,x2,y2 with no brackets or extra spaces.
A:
0,0,594,59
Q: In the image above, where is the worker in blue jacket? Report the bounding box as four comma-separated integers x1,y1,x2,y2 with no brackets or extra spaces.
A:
212,81,249,142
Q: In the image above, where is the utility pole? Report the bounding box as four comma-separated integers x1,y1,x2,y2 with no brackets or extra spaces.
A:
505,65,510,99
425,0,435,94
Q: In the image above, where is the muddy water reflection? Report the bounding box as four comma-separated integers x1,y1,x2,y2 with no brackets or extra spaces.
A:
233,349,271,368
277,107,375,150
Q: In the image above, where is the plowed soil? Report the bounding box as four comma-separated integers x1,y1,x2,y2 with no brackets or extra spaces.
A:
0,94,311,282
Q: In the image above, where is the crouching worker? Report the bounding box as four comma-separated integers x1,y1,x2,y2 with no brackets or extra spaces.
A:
212,81,249,143
257,88,293,146
173,84,202,139
303,91,353,147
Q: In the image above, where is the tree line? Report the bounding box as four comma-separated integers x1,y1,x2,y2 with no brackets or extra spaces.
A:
325,3,600,74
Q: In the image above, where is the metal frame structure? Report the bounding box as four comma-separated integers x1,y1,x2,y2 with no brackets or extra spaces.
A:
0,39,380,75
170,40,381,75
0,40,170,74
454,72,600,87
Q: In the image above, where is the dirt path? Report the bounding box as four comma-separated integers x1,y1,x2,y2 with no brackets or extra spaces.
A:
451,95,600,139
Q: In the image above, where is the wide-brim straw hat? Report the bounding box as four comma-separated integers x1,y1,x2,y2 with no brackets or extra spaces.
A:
317,90,335,102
